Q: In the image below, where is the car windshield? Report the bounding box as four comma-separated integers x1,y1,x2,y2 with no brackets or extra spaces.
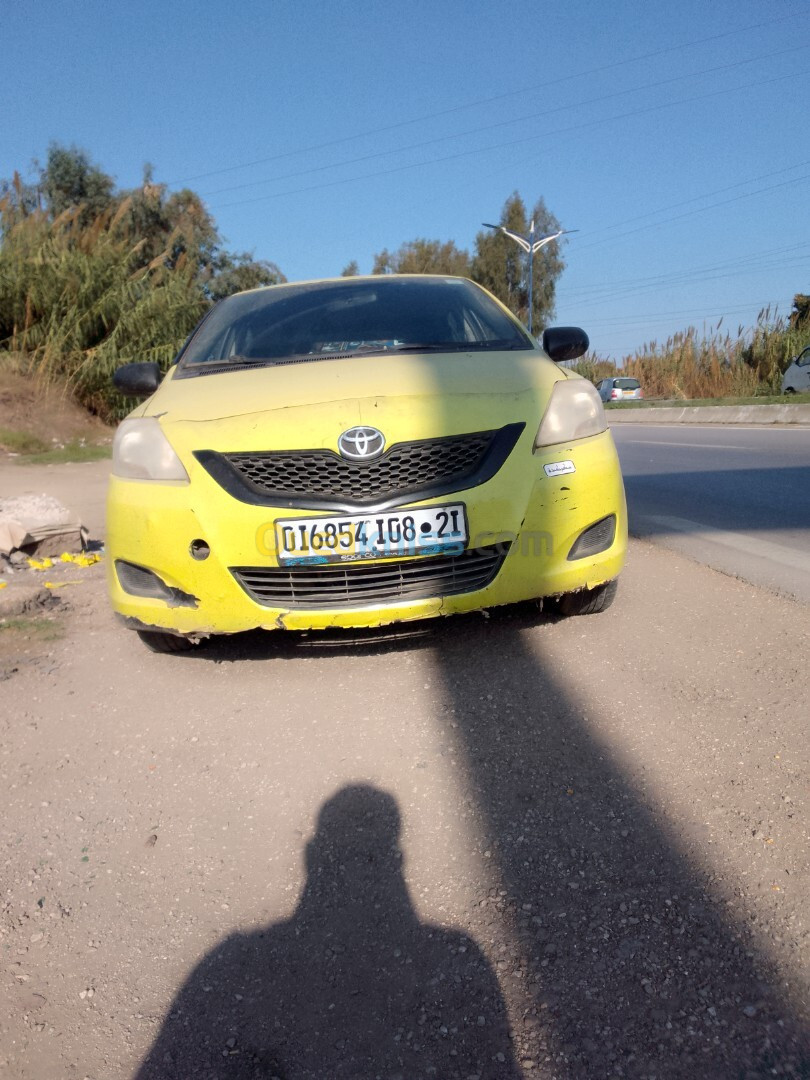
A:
178,277,533,371
614,378,640,390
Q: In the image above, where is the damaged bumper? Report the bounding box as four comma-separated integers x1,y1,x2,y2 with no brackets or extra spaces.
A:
106,430,627,636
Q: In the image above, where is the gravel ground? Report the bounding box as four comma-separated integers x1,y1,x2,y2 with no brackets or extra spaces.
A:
0,463,808,1079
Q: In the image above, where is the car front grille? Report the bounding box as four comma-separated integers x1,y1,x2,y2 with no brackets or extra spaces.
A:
193,424,524,512
227,431,493,500
231,544,509,609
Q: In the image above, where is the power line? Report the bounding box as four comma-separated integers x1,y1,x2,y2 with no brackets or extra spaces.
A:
578,301,806,336
564,258,810,308
209,71,800,210
568,302,789,328
557,259,809,312
164,12,806,189
197,45,807,200
565,261,810,308
568,160,810,243
559,241,810,299
586,306,794,352
571,172,810,252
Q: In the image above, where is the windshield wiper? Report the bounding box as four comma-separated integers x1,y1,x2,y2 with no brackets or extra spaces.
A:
383,343,460,353
190,355,275,367
387,340,529,353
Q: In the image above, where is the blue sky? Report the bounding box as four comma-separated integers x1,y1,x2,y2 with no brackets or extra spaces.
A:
4,0,809,360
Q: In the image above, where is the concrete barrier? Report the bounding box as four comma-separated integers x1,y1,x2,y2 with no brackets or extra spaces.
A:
606,403,810,426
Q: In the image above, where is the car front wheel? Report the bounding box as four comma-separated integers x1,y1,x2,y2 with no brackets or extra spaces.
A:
553,579,618,616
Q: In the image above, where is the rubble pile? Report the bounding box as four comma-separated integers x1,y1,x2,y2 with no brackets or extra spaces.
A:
0,494,86,559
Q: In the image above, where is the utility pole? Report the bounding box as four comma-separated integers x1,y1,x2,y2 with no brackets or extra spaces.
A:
481,221,574,336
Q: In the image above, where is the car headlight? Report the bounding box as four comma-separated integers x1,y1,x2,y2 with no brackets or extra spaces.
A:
112,418,189,481
534,379,607,448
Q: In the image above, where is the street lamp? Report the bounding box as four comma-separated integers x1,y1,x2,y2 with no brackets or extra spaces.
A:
481,220,575,336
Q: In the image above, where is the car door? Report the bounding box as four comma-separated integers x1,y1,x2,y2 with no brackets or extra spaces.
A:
796,348,810,391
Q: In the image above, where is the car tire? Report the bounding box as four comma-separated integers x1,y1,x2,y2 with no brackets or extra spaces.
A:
784,387,796,395
554,578,618,616
136,630,200,654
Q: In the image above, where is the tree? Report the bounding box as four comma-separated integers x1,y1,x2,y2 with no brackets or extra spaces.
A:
0,146,287,419
207,252,286,301
117,177,221,273
341,260,360,276
101,165,282,296
789,294,810,329
471,192,565,332
40,143,115,220
371,249,394,275
371,238,471,276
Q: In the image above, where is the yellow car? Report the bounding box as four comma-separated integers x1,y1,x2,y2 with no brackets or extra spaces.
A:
107,276,626,652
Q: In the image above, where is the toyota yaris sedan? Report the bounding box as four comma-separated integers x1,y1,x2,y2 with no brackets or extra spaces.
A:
107,276,627,652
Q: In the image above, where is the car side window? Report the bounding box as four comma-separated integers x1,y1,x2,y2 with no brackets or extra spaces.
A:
796,349,810,368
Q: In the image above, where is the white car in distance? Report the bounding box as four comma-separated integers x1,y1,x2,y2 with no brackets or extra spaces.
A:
782,347,810,394
596,377,643,402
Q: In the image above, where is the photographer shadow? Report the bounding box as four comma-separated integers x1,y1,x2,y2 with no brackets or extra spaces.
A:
136,785,520,1079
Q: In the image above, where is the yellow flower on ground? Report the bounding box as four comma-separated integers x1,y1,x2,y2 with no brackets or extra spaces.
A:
58,552,102,567
27,557,54,571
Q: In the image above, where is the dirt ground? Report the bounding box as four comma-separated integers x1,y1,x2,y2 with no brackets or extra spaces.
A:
0,461,809,1079
0,368,111,452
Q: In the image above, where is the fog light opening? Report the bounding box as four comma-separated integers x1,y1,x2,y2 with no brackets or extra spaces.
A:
567,515,616,561
115,560,199,608
190,539,210,561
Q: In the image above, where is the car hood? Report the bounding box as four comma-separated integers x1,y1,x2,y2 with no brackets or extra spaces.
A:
142,350,568,453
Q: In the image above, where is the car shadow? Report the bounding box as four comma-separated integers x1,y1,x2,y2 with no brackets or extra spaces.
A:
134,784,521,1079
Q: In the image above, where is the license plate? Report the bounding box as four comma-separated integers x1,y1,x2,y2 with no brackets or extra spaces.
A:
275,504,468,564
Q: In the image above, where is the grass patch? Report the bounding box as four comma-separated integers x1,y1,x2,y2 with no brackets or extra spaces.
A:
0,613,64,642
18,441,111,465
0,426,111,464
0,427,50,454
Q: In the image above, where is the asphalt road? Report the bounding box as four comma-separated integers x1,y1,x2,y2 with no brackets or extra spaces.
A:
612,423,810,603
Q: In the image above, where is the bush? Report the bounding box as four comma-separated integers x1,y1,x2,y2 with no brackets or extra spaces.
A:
0,148,284,421
573,305,810,399
0,199,209,420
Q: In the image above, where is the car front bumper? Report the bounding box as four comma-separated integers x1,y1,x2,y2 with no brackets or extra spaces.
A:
107,430,627,636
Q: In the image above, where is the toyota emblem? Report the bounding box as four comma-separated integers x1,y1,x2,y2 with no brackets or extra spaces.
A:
338,426,386,461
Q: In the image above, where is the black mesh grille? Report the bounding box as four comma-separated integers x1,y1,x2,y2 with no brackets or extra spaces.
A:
231,544,509,608
223,431,495,502
567,515,616,560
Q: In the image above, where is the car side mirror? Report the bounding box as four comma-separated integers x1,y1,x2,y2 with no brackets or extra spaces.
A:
542,326,589,363
113,362,162,398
